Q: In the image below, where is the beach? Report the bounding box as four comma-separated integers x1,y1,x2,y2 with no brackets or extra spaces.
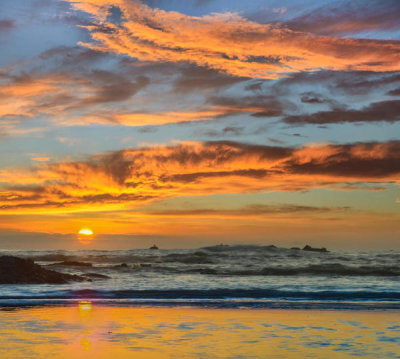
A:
0,305,399,358
0,247,399,358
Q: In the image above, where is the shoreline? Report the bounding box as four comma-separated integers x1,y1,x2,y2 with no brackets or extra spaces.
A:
0,299,399,311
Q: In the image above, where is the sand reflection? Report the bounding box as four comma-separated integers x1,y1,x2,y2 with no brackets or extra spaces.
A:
0,306,399,358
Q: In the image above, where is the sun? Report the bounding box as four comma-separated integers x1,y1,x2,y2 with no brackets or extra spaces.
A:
79,228,93,236
78,228,94,245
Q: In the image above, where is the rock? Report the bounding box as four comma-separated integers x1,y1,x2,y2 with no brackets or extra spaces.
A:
302,245,328,253
0,255,87,284
149,244,159,250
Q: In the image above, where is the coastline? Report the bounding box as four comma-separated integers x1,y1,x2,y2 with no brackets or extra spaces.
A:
0,298,399,310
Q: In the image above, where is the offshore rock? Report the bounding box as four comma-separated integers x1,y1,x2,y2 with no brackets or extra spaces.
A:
302,245,328,253
0,255,87,284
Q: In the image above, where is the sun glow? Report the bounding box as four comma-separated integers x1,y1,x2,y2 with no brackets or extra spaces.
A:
79,228,93,235
78,228,94,245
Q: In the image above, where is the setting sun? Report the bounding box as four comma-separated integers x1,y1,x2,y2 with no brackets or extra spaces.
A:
78,228,93,236
78,228,94,245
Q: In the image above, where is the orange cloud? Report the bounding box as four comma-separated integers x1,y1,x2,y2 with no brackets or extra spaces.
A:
68,0,400,79
0,72,87,122
0,68,151,130
69,104,272,126
0,140,399,213
0,62,268,130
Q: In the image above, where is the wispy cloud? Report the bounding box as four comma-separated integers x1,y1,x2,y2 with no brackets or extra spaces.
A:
144,204,351,218
284,100,400,125
67,0,400,79
285,0,400,36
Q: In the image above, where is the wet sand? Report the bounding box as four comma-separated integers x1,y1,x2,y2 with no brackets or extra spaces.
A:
0,304,399,358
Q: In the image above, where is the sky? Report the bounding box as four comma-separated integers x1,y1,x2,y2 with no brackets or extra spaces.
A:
0,0,399,249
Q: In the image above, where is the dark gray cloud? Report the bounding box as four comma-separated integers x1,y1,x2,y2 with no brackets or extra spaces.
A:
300,92,334,105
207,95,286,118
387,88,400,96
80,71,150,105
285,0,400,36
173,66,245,92
39,46,106,67
200,126,244,138
284,100,400,125
274,71,400,96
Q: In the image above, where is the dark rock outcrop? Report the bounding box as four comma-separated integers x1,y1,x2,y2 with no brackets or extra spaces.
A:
302,245,328,253
0,255,87,284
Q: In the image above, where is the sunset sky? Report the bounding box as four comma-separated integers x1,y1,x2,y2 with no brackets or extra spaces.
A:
0,0,399,249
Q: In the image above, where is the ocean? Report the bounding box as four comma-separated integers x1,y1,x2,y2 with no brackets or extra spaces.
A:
1,245,399,309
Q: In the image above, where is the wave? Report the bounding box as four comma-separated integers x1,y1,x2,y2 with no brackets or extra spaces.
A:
200,244,285,253
48,262,400,277
3,248,399,279
0,288,399,301
17,247,399,264
220,264,400,277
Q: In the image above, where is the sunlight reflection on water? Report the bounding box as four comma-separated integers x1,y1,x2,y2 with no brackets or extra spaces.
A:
0,306,399,358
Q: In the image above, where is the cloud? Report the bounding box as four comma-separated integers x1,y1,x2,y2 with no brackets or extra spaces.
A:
67,0,400,79
207,94,285,118
0,45,280,131
387,88,400,96
145,204,351,217
0,18,15,43
200,126,244,138
71,71,150,106
285,0,400,36
300,92,334,105
0,19,14,32
143,0,214,7
0,64,152,131
66,90,288,126
38,45,106,67
173,66,245,92
0,140,399,212
70,108,249,126
273,70,400,97
284,100,400,125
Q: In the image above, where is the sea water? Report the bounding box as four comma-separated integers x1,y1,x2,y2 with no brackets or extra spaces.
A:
0,245,399,309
